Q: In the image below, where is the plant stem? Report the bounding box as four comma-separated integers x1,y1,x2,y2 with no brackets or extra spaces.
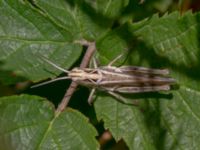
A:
56,41,96,113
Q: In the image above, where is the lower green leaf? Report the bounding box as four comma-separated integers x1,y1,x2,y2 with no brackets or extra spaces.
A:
0,95,99,150
94,95,156,150
94,85,200,150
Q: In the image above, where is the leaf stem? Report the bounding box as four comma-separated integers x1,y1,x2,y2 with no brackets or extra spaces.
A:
56,41,96,113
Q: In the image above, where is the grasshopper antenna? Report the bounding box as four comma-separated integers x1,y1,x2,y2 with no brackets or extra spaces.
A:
31,76,71,88
40,55,69,74
31,55,71,88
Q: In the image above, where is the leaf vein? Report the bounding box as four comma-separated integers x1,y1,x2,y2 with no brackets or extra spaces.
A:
177,90,200,122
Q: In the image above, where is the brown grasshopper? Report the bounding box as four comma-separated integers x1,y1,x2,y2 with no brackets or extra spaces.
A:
32,55,175,105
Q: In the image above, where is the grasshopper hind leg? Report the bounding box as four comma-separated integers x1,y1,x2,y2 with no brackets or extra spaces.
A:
88,89,139,106
107,91,139,106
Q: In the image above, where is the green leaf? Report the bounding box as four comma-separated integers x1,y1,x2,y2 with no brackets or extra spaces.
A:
94,96,156,150
33,0,112,40
96,0,129,19
0,95,99,150
95,11,200,149
0,0,82,82
0,70,25,85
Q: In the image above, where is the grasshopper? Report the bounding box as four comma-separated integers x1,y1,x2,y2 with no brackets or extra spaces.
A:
32,55,175,105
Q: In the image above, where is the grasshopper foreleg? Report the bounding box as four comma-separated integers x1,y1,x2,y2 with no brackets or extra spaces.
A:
88,88,96,105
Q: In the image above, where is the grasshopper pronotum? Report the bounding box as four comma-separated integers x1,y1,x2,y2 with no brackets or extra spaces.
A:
32,55,175,105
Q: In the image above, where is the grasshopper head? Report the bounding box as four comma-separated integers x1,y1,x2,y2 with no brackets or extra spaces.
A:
68,68,87,81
